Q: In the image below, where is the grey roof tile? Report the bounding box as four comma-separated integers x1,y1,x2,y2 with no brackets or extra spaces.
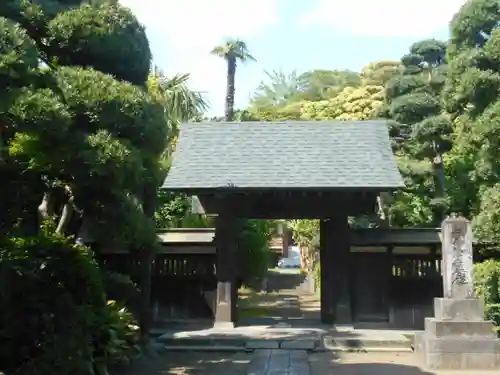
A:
162,120,404,190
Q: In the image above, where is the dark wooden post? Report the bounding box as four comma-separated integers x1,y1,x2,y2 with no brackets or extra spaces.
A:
330,211,352,324
320,218,335,323
214,212,238,328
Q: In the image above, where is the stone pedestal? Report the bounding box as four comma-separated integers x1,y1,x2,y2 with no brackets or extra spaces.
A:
415,297,500,369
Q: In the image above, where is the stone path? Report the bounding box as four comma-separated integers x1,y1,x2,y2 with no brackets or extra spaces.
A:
309,352,499,375
113,351,251,375
247,349,309,375
239,269,318,328
114,348,500,375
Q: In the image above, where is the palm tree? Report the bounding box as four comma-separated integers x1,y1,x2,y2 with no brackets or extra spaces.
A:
211,39,256,121
251,69,303,108
150,65,209,123
149,65,209,155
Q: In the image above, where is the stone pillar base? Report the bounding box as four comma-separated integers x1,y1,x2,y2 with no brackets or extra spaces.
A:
213,321,235,330
335,302,352,324
415,298,500,369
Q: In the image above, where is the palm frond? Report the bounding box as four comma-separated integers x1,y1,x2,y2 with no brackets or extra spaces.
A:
211,38,256,62
152,70,209,122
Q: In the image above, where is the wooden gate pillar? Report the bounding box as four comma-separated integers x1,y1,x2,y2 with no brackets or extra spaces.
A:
214,212,238,328
320,218,334,323
320,212,352,324
331,211,352,324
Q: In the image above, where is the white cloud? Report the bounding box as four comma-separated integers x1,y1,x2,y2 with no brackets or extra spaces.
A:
299,0,467,37
119,0,279,115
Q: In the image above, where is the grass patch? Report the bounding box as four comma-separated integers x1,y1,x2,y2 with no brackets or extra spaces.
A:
237,287,281,318
238,307,275,318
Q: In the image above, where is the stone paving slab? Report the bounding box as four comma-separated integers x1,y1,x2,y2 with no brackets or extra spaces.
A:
246,350,310,375
113,351,251,375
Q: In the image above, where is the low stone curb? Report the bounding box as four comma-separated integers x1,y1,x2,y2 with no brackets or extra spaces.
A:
320,346,413,353
163,345,250,352
156,331,413,353
159,342,413,353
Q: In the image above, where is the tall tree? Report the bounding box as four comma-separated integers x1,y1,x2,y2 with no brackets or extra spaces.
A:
0,0,170,340
211,38,255,121
360,60,401,86
298,69,361,100
251,69,303,108
442,0,500,243
150,65,208,124
384,38,451,225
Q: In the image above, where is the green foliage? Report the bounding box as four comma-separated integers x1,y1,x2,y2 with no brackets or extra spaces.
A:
302,84,384,121
246,62,392,122
251,69,362,107
473,185,500,244
288,220,318,250
155,191,190,228
251,69,303,107
382,37,449,226
148,67,208,126
1,2,170,247
474,260,500,334
443,0,500,240
360,60,401,86
448,0,500,57
0,16,39,90
50,2,150,85
239,220,272,285
0,230,140,374
101,270,139,306
96,300,141,371
298,69,361,100
288,220,319,271
389,92,441,124
1,0,172,363
474,259,500,302
313,262,321,292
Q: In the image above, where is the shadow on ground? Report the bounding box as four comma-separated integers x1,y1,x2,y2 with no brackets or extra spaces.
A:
112,351,252,375
310,352,449,375
265,269,307,292
113,351,447,375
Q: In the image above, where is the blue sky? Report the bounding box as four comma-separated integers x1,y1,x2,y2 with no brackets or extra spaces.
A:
119,0,467,117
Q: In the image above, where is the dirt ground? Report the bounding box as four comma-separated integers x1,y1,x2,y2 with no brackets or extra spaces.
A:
309,352,498,375
113,351,251,375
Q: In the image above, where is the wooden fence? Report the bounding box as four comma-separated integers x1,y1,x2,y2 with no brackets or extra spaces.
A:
96,228,217,321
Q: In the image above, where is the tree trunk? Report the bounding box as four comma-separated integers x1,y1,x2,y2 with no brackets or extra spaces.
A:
55,186,74,234
432,152,445,225
138,182,157,342
376,194,389,227
225,57,236,122
38,190,54,225
55,200,74,234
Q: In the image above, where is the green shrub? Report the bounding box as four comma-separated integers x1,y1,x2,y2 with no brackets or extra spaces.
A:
474,260,500,302
474,260,500,335
485,303,500,335
312,262,321,291
239,220,272,286
0,231,140,375
94,301,141,372
101,269,139,306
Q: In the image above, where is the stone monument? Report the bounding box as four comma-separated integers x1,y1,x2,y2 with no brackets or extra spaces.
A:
415,215,500,369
